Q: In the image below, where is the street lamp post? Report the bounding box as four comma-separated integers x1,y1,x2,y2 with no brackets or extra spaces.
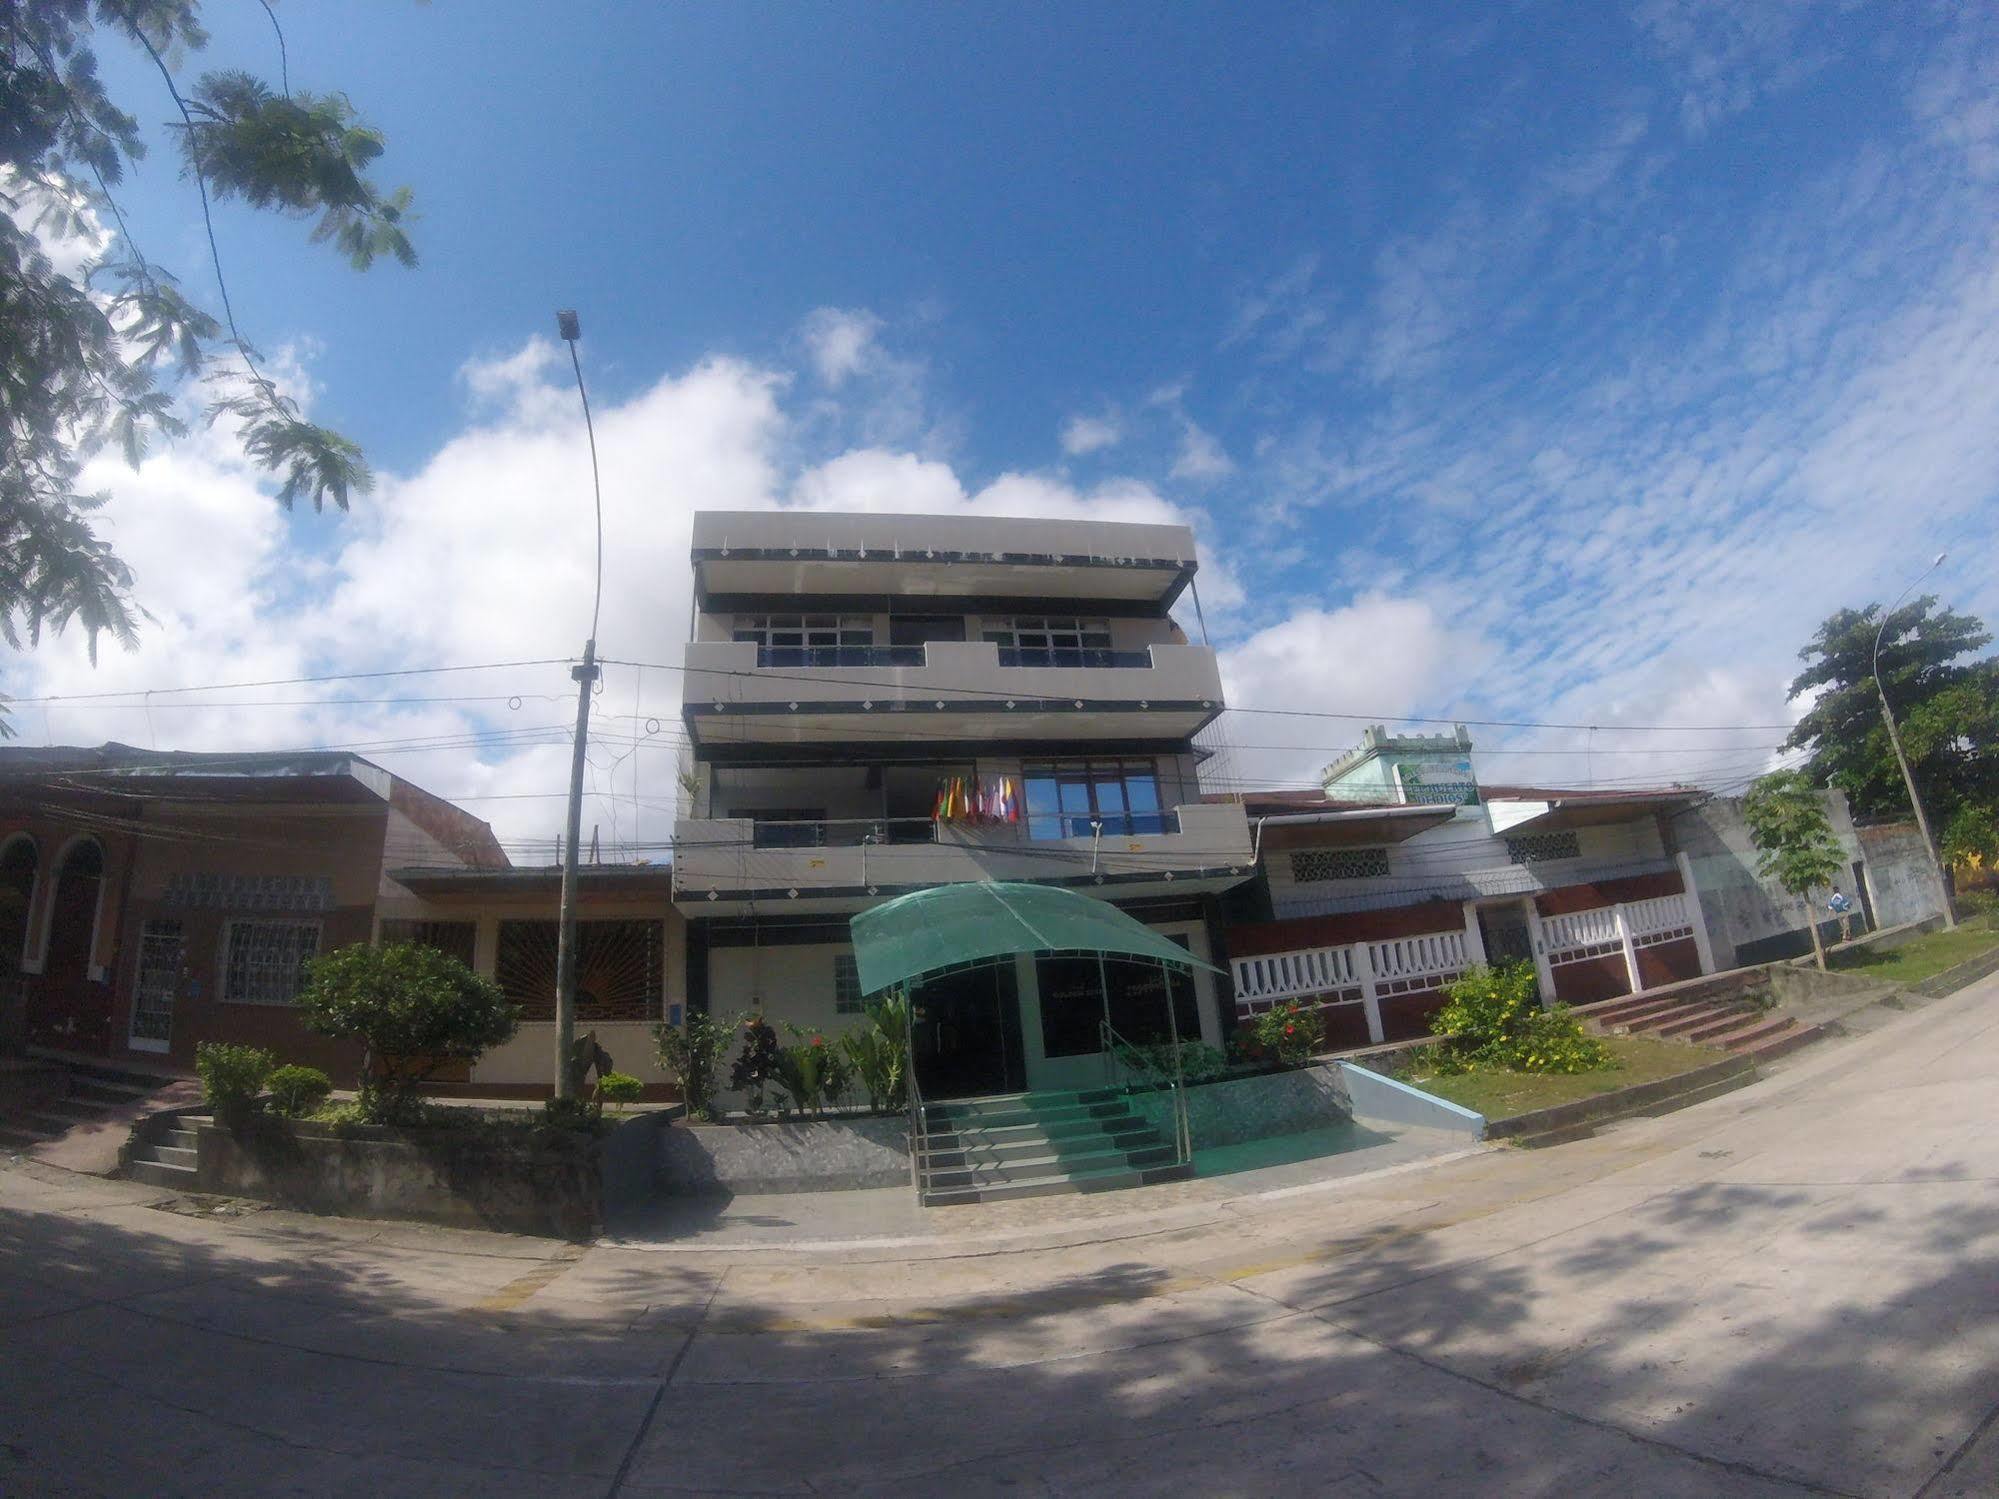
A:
1871,552,1957,932
552,309,606,1097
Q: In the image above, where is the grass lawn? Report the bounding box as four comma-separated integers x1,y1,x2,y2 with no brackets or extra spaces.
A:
1403,1035,1720,1122
1828,911,1999,987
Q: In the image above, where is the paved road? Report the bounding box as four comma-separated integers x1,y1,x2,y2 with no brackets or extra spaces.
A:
4,976,1997,1498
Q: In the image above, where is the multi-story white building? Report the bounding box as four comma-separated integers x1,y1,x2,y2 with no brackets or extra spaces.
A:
671,510,1254,1098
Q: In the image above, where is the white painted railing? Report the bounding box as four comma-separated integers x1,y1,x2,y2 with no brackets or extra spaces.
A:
1623,893,1693,942
1231,928,1471,1044
1541,906,1619,956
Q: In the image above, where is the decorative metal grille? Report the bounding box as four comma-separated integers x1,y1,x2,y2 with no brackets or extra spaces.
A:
222,919,320,1005
130,920,185,1042
1505,830,1582,865
1291,847,1390,883
496,919,663,1023
378,919,477,966
834,952,863,1014
164,873,332,912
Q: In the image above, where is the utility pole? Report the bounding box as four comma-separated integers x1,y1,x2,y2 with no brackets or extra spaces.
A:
553,309,606,1096
1872,552,1957,932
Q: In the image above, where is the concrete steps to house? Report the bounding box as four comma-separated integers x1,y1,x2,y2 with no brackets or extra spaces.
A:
913,1088,1190,1205
123,1123,200,1189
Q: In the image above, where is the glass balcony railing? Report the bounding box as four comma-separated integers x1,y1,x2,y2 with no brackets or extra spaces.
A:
754,645,926,668
995,647,1153,669
747,816,939,849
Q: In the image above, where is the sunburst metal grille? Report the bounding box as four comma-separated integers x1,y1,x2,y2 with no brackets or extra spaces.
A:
379,919,477,967
495,919,663,1023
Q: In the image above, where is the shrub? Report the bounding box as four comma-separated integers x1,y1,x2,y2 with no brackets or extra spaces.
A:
195,1042,275,1127
1427,961,1610,1075
1115,1039,1230,1085
1249,1000,1321,1069
540,1095,604,1133
654,1009,729,1121
265,1064,333,1119
595,1071,643,1107
729,1014,782,1117
295,942,520,1125
773,1028,851,1116
838,993,909,1114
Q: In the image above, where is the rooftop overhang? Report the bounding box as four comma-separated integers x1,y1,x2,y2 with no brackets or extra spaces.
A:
689,511,1199,614
1485,790,1704,835
683,701,1220,757
1255,803,1461,849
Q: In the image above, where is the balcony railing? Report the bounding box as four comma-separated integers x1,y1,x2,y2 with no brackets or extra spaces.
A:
995,647,1153,669
754,645,926,668
748,816,938,849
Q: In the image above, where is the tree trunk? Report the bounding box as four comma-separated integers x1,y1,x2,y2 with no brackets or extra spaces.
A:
1803,895,1827,972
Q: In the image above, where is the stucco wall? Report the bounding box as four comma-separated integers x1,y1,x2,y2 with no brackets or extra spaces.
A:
1675,793,1933,969
1855,823,1945,929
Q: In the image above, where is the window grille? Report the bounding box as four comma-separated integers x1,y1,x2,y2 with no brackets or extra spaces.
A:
1505,830,1582,865
834,952,863,1014
163,873,332,912
1291,847,1390,882
222,919,321,1005
130,920,185,1042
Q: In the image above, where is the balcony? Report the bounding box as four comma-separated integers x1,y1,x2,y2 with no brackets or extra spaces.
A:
681,639,1225,753
671,801,1254,912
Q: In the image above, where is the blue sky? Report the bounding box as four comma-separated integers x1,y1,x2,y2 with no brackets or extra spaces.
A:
11,1,1999,849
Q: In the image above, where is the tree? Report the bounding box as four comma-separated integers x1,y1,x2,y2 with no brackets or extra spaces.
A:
1783,599,1998,871
2,2,414,684
295,942,518,1124
1742,770,1848,972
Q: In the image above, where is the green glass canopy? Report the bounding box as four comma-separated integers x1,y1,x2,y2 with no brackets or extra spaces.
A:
850,880,1222,997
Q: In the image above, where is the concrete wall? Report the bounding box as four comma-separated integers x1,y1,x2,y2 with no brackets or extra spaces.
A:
1126,1064,1352,1150
1675,793,1939,969
1336,1061,1487,1136
1265,810,1669,920
649,1114,910,1195
1856,823,1944,929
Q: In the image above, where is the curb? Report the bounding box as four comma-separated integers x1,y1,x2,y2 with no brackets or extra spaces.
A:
1482,1052,1756,1146
1911,944,1999,998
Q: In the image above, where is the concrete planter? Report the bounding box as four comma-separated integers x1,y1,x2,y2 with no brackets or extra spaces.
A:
193,1117,604,1241
1127,1064,1353,1150
650,1113,911,1195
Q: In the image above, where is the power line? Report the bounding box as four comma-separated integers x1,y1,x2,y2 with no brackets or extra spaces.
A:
6,658,575,706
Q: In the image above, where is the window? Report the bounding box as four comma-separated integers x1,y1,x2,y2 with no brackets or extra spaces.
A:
748,809,827,848
1023,759,1167,839
1505,830,1582,865
222,919,320,1006
1292,847,1391,883
983,616,1117,667
732,614,874,665
495,919,663,1023
834,952,863,1014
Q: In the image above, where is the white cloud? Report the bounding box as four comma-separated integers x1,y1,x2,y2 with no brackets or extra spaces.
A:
798,306,883,388
1059,412,1123,456
1170,420,1234,482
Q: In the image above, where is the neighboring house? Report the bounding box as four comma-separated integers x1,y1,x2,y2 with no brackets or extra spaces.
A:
668,509,1255,1098
0,745,506,1077
1215,725,1949,1048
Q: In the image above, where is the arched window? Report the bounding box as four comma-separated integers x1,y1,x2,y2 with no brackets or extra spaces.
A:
0,836,37,972
45,839,106,983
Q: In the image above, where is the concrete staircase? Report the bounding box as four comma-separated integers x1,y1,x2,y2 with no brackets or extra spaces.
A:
125,1118,201,1189
0,1055,169,1151
915,1088,1191,1206
1579,981,1825,1061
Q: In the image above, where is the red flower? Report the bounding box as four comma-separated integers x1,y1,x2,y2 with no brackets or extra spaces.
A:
811,1036,825,1047
1283,1024,1295,1035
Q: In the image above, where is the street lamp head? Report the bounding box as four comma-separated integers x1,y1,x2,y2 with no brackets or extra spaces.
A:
1932,551,1947,569
556,309,581,342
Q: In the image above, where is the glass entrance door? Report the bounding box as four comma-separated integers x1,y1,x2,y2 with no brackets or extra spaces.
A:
911,962,1025,1101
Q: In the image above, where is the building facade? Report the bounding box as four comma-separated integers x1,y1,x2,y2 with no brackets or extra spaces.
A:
670,509,1254,1099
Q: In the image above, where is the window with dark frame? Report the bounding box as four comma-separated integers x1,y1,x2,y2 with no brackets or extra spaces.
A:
221,918,320,1006
1022,758,1167,840
834,952,863,1014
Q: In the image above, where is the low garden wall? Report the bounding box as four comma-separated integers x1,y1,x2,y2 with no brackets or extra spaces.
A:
650,1114,911,1195
193,1118,604,1241
1127,1064,1353,1150
1335,1061,1486,1136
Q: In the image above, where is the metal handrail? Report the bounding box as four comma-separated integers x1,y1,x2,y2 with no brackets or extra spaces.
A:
1099,1018,1192,1168
904,992,928,1196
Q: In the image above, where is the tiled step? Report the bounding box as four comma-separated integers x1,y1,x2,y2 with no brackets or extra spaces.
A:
1731,1020,1827,1062
134,1143,198,1170
925,1141,1179,1191
1588,993,1701,1026
1684,1008,1776,1043
1713,1016,1800,1051
42,1097,117,1124
922,1159,1193,1206
126,1158,196,1190
920,1124,1158,1168
923,1099,1130,1132
70,1077,154,1106
16,1110,91,1136
1646,1003,1756,1038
